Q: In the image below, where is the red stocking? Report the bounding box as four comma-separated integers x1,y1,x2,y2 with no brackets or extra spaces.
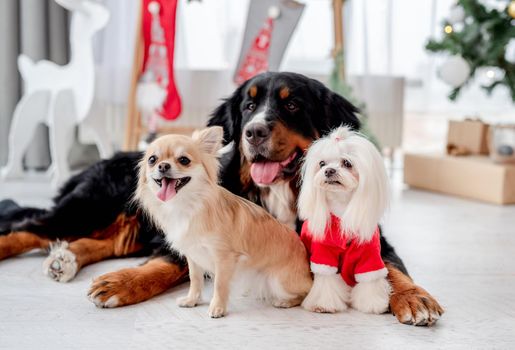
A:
235,16,274,85
141,0,181,121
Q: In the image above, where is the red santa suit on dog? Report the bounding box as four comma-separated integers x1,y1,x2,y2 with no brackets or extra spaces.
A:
301,214,387,287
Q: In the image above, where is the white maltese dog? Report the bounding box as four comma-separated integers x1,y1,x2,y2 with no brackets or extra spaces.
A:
298,126,392,314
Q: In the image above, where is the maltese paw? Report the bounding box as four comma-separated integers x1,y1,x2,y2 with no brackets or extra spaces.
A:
351,278,391,314
42,241,78,283
301,273,350,313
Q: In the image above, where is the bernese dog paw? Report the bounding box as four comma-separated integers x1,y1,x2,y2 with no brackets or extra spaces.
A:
42,241,78,283
390,286,444,326
87,272,131,308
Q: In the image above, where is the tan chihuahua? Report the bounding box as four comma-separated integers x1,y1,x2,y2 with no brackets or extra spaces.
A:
136,126,312,318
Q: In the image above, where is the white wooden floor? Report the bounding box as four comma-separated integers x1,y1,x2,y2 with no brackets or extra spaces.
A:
1,179,515,349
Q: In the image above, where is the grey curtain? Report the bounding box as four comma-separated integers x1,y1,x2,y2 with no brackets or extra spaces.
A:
0,0,69,168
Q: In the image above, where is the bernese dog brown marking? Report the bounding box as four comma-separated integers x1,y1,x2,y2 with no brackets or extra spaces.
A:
67,214,143,270
279,86,290,100
0,72,443,325
249,85,258,98
0,231,50,260
386,263,444,325
88,257,189,308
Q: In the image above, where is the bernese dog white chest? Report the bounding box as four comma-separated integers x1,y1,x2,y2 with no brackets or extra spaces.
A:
261,182,297,230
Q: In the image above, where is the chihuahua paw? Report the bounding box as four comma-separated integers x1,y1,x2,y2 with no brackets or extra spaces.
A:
272,298,302,308
208,303,226,318
176,295,200,308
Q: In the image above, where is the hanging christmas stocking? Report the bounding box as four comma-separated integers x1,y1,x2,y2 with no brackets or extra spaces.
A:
234,1,305,85
235,8,277,85
138,0,181,136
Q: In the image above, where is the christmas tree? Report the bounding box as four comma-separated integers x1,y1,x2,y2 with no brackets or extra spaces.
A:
426,0,515,102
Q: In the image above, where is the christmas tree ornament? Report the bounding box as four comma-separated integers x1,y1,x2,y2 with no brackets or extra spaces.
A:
508,0,515,18
505,38,515,64
448,5,466,24
476,67,505,86
438,55,471,88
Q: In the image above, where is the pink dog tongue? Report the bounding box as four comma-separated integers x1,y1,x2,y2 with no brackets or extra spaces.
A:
249,152,297,185
250,162,281,185
157,178,177,201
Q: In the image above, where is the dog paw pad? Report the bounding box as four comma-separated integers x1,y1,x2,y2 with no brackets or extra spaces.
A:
42,241,78,283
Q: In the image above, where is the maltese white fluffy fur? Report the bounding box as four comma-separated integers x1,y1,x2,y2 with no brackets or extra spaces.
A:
298,126,392,314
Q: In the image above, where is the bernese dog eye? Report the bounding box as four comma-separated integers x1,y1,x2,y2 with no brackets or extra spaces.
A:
246,102,256,111
178,156,191,166
342,159,352,169
319,160,326,168
285,102,297,111
148,155,157,165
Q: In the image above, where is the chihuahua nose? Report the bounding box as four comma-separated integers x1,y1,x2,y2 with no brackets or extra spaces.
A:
158,162,171,173
325,168,336,177
245,124,271,146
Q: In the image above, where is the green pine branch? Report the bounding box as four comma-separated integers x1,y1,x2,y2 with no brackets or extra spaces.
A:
425,0,515,102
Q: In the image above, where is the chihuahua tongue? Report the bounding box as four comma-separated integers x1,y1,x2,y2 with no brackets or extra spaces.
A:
250,162,281,185
157,178,177,202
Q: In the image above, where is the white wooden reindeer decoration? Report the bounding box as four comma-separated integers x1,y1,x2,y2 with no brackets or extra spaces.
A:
1,0,111,186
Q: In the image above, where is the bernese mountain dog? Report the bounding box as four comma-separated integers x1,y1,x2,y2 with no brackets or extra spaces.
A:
0,72,442,325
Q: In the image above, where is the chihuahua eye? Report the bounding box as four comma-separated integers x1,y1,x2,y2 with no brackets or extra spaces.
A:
246,102,256,111
178,156,191,166
148,155,157,166
319,160,326,168
342,159,352,169
285,102,297,111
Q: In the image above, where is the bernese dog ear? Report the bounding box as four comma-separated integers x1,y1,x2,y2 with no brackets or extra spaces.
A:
323,91,361,131
207,82,248,145
308,78,361,134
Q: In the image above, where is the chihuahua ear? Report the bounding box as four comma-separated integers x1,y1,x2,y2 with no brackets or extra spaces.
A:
193,126,224,155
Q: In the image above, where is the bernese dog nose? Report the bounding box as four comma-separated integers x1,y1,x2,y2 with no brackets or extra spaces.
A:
325,168,336,177
158,162,171,173
245,124,270,146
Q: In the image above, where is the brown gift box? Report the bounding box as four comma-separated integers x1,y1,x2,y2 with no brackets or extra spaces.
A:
447,120,489,155
404,153,515,205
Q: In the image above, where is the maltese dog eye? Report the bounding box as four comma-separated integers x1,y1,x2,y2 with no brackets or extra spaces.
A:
342,159,352,169
319,160,326,168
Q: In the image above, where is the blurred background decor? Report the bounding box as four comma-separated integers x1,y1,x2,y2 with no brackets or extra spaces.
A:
0,0,70,170
426,0,515,101
0,0,513,190
1,0,111,186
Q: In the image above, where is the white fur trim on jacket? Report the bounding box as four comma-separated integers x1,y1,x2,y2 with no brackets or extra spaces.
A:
311,262,338,275
354,267,388,283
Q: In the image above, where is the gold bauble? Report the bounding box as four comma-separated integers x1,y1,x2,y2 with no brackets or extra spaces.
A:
508,1,515,19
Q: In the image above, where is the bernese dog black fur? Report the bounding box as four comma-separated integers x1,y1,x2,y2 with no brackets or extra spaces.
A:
0,72,441,324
